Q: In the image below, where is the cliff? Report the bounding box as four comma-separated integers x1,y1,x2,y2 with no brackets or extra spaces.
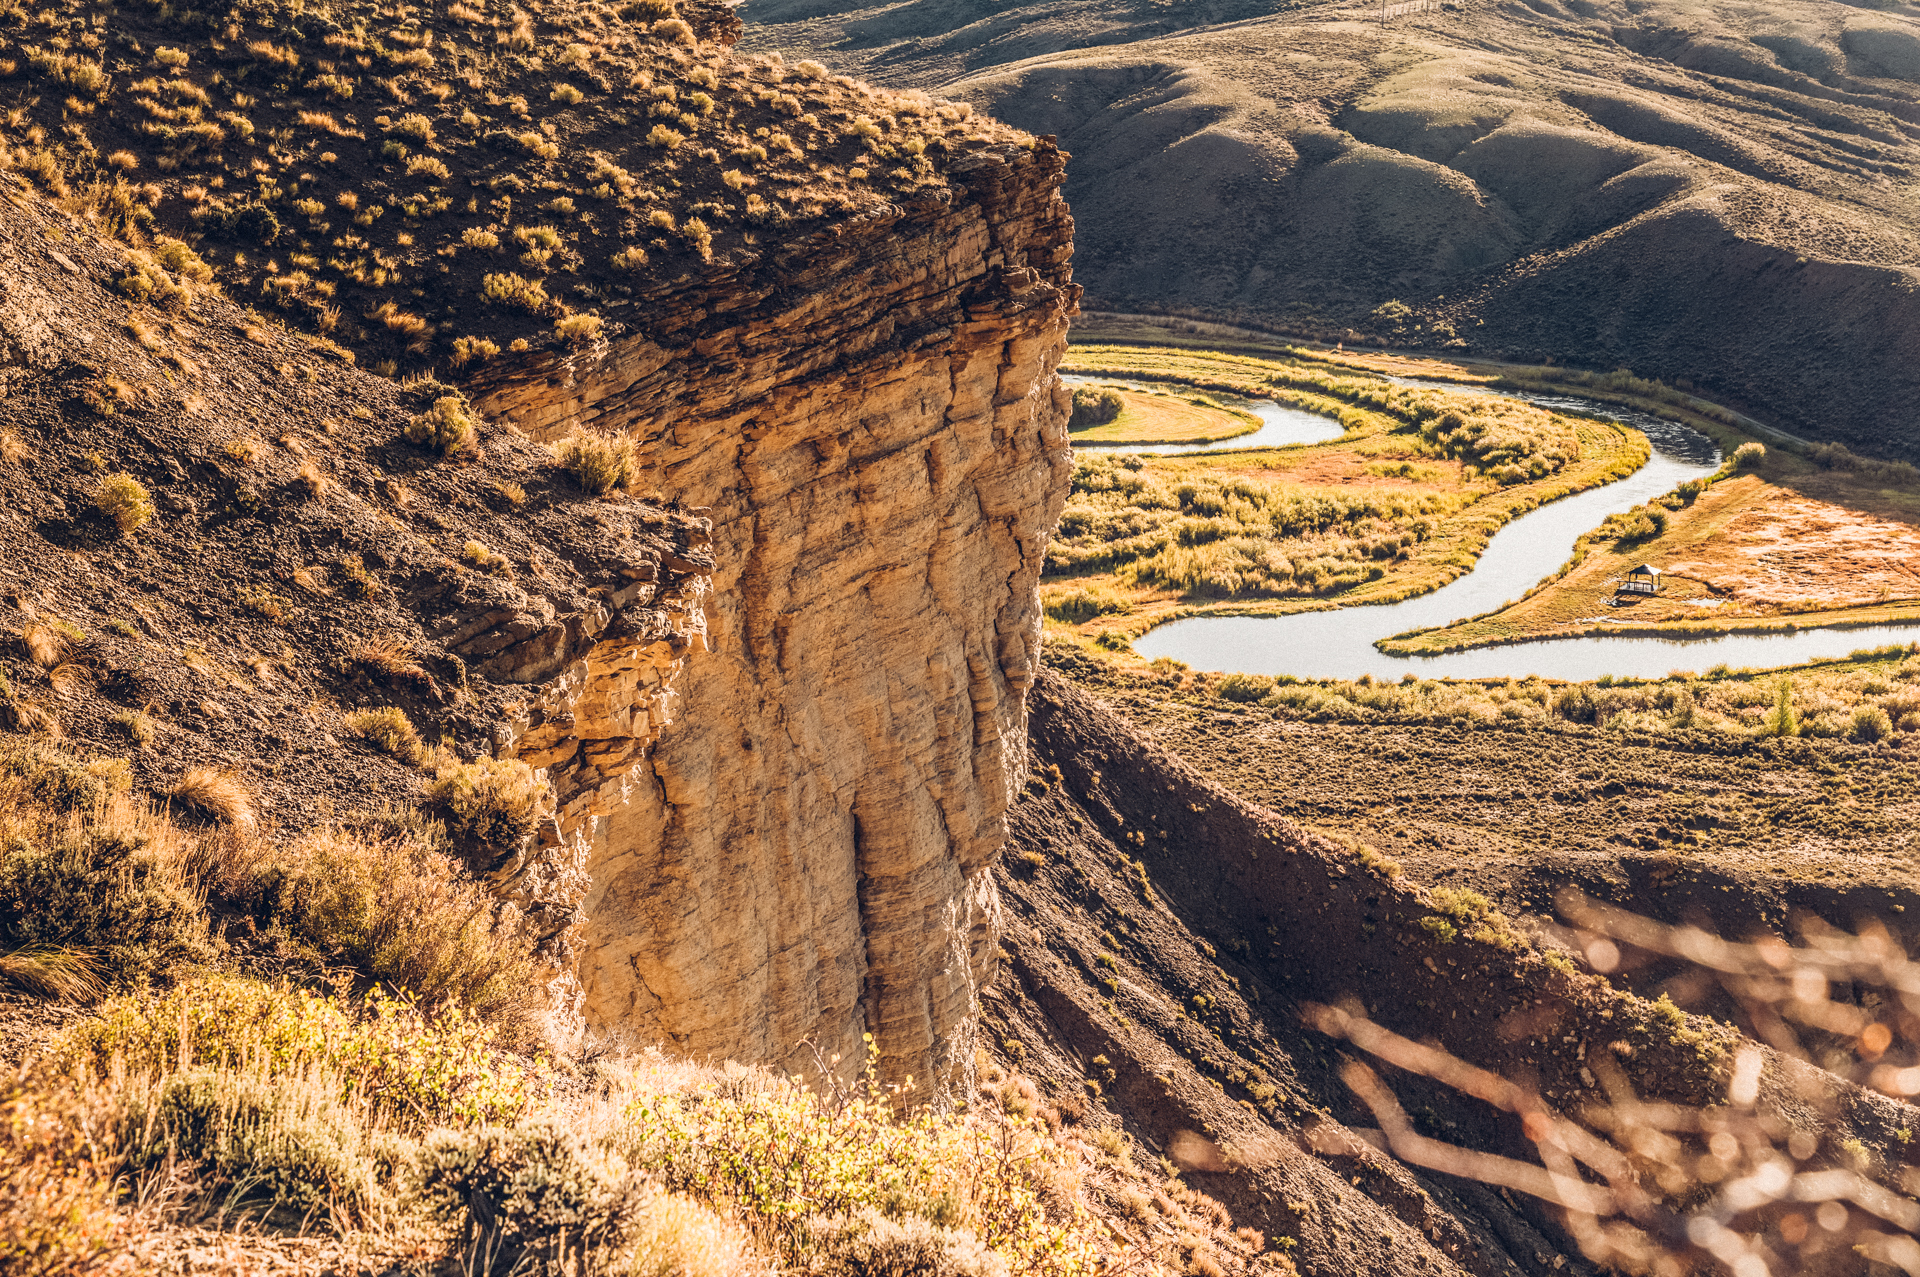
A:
0,0,1079,1082
474,142,1079,1082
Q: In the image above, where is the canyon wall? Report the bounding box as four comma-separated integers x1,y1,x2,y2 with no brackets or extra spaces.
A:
471,141,1078,1083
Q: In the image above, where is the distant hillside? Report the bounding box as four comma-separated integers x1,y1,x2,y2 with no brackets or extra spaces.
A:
743,0,1920,458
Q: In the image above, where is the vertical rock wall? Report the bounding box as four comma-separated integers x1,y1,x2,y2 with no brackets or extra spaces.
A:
469,142,1077,1083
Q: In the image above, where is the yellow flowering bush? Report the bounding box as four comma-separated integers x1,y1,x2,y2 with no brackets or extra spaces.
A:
59,976,548,1128
617,1039,1109,1274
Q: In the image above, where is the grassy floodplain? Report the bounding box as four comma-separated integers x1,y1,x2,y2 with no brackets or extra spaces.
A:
1056,321,1920,661
1066,382,1261,444
1382,432,1920,655
1045,342,1648,648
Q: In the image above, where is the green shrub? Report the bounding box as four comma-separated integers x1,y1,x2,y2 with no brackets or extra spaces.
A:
482,272,551,313
62,977,545,1128
1215,673,1275,704
1851,703,1894,743
1068,388,1124,430
0,745,105,812
1763,678,1799,738
404,396,479,455
95,473,154,534
1729,441,1765,472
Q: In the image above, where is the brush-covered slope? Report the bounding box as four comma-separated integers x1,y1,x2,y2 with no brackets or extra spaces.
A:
744,0,1920,458
0,169,716,1022
0,0,1030,376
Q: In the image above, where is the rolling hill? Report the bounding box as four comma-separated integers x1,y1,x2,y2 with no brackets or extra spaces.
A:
742,0,1920,457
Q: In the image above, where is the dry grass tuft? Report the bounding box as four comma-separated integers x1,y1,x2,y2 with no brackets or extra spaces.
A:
166,768,254,829
18,621,67,669
0,945,106,1002
349,634,432,691
0,699,60,738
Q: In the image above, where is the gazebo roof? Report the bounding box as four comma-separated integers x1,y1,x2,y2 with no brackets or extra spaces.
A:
1626,564,1663,576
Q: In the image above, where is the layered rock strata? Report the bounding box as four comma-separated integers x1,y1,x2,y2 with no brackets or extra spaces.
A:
468,141,1078,1083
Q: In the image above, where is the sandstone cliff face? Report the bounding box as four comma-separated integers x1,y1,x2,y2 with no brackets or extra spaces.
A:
472,142,1078,1082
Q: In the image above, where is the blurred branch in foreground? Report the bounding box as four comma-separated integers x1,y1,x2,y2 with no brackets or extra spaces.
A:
1308,896,1920,1277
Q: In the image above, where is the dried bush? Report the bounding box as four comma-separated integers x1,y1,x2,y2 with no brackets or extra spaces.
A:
115,1063,388,1222
416,1123,638,1276
404,395,479,456
555,430,639,495
626,1192,760,1277
427,755,549,856
1068,387,1124,430
0,1061,121,1277
239,825,544,1036
0,791,212,988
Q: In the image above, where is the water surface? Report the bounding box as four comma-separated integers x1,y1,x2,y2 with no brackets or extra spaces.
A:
1062,375,1344,453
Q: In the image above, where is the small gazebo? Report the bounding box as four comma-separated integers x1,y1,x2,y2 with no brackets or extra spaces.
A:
1618,564,1665,597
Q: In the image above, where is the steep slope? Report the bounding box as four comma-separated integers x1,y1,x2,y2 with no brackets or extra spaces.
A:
744,0,1920,457
0,177,715,1017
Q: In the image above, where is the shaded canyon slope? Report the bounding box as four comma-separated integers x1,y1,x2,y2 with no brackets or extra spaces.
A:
985,668,1918,1276
743,0,1920,457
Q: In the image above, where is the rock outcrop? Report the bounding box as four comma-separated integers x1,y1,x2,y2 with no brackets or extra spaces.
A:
470,142,1079,1083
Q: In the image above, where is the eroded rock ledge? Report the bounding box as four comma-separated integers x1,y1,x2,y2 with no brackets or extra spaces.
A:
469,140,1078,1083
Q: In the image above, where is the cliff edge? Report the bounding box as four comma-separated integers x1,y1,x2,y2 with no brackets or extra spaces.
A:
0,0,1080,1082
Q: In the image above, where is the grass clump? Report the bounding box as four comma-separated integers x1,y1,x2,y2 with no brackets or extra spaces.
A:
166,767,254,829
94,473,154,534
555,429,639,495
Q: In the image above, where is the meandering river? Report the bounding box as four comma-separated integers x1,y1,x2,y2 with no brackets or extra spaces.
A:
1108,383,1920,680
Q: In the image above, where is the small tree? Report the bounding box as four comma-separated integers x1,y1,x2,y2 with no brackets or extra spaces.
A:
1068,388,1123,430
